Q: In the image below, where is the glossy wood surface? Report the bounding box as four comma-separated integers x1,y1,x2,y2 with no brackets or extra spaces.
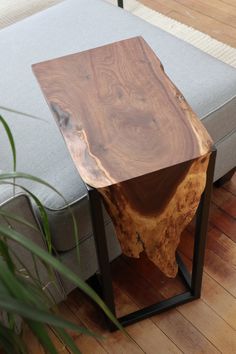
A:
33,36,212,188
33,36,212,277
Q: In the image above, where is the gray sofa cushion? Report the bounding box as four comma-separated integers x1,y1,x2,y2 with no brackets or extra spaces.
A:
214,129,236,180
0,0,236,250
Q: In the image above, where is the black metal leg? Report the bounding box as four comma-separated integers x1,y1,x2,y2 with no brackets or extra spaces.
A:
117,0,124,8
176,252,191,288
118,291,193,328
87,148,216,330
88,187,116,319
191,148,216,297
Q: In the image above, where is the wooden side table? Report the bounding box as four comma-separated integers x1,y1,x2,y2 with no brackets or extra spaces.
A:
33,36,216,329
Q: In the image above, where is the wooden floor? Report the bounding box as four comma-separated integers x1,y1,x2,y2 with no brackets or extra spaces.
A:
25,173,236,353
140,0,236,47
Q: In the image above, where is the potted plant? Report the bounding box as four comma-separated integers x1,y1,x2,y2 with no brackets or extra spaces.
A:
0,110,121,353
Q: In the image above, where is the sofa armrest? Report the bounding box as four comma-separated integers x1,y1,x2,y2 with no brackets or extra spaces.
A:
0,194,65,303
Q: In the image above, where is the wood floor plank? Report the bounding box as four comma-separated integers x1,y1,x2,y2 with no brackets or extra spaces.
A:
209,204,236,242
206,227,236,267
57,301,108,353
220,0,236,8
154,267,236,354
70,282,182,354
48,328,70,354
178,300,236,354
179,229,236,297
212,186,236,218
115,257,219,354
57,302,84,338
166,10,236,46
203,250,236,297
114,285,182,354
23,326,45,354
122,253,186,292
136,251,236,354
23,325,69,354
202,273,236,330
224,173,236,196
140,0,236,46
74,334,108,354
152,309,220,354
135,0,172,15
61,300,107,354
175,0,236,27
114,256,184,306
179,252,236,331
68,290,145,354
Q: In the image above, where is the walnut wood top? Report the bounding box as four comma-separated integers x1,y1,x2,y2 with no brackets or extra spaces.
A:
33,36,212,189
33,37,214,277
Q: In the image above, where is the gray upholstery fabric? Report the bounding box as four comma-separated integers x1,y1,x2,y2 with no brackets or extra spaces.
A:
0,0,235,252
203,97,236,142
42,197,111,251
0,195,65,302
59,221,121,294
214,129,236,181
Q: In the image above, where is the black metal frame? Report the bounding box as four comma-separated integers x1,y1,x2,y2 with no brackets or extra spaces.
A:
87,148,216,330
117,0,124,8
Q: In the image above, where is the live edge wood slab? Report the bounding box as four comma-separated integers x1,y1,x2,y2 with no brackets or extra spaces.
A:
33,36,213,278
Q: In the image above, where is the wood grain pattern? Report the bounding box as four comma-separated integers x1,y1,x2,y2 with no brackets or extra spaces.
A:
100,155,210,277
33,36,212,277
33,36,211,188
113,257,220,354
224,172,236,196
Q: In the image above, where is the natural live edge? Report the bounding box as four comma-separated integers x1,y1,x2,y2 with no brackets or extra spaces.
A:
99,152,211,277
33,36,213,277
32,36,212,189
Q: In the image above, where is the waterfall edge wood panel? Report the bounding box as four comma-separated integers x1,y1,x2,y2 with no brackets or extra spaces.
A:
33,36,213,277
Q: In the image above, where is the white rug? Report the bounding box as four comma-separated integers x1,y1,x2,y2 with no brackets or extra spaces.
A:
0,0,63,28
1,0,236,68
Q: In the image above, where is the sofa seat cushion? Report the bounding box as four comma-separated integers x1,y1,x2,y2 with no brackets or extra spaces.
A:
0,0,236,251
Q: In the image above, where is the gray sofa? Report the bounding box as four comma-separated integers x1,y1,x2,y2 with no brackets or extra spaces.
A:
1,0,236,302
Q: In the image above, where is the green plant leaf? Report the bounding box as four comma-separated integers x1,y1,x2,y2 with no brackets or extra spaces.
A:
0,115,16,171
0,111,122,352
0,281,11,297
55,328,82,354
0,258,39,306
0,172,65,199
0,181,52,253
0,172,79,257
0,296,99,336
0,239,15,273
0,188,59,296
20,275,56,309
0,257,58,318
0,105,46,122
0,206,57,301
0,224,122,331
0,323,27,354
7,245,57,308
28,321,58,354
